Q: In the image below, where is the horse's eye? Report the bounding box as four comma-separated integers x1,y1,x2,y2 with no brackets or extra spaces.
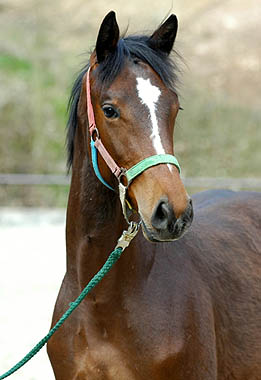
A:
102,105,119,119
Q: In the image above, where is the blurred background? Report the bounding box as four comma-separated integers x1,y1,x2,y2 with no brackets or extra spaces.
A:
0,0,260,378
0,0,260,206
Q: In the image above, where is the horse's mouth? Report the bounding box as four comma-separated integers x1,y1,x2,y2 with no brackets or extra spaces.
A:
141,218,191,243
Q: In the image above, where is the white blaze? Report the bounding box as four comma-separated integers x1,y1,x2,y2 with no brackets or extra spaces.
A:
136,77,172,171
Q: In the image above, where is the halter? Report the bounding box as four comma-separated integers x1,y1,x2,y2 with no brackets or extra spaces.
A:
86,67,181,223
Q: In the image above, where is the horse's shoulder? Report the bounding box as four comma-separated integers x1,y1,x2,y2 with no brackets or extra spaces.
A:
171,190,261,283
192,189,235,205
192,189,261,219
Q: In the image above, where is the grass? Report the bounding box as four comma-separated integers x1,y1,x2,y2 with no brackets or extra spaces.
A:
0,53,32,75
176,85,261,178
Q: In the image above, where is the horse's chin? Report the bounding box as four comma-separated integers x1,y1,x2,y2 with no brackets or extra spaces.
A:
141,219,189,243
141,222,160,243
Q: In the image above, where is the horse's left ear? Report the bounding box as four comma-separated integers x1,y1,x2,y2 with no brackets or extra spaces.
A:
148,14,178,55
96,11,120,63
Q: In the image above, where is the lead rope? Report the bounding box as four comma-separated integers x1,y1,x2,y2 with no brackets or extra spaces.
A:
0,222,140,380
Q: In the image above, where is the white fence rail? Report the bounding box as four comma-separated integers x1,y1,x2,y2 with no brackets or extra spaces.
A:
0,174,261,189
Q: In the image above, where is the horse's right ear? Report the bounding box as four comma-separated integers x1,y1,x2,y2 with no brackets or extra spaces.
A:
95,11,120,63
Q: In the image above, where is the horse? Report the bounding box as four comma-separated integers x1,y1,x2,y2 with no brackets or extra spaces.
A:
47,11,261,380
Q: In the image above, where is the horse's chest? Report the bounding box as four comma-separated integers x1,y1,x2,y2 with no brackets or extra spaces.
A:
75,339,142,380
72,311,183,380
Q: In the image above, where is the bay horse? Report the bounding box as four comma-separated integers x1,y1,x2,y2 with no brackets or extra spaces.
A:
47,11,261,380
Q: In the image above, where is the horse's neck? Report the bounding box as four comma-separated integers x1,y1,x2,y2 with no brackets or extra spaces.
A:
65,157,128,290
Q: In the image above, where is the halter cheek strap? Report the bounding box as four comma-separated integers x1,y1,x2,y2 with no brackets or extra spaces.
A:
90,139,114,191
87,68,122,190
86,67,181,223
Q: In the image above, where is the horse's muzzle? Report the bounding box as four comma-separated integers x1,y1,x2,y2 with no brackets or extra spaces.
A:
142,198,193,242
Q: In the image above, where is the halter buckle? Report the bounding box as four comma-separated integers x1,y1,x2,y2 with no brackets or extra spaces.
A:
118,168,129,188
90,127,99,141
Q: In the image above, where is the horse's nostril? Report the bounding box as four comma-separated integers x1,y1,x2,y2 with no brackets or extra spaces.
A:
151,200,176,231
157,202,168,220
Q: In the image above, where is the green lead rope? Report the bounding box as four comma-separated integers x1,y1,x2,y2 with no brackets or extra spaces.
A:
0,246,124,379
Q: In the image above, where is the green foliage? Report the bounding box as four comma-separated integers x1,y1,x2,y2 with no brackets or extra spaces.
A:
0,53,32,75
176,86,261,178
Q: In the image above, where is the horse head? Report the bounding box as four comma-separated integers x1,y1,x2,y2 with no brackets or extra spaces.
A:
79,11,193,242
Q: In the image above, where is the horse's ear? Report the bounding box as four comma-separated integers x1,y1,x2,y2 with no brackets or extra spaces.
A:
96,11,120,63
148,14,178,55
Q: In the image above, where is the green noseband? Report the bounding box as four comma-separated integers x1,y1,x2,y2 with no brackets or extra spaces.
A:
119,153,181,223
123,153,181,186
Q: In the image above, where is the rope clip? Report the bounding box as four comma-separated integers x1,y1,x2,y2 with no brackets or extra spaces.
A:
116,221,140,251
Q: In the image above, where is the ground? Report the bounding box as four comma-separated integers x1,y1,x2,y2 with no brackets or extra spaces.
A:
0,209,66,380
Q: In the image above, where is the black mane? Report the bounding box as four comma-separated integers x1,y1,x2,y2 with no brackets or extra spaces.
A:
66,35,180,169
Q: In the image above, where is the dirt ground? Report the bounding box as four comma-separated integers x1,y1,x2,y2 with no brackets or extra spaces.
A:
0,209,66,379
